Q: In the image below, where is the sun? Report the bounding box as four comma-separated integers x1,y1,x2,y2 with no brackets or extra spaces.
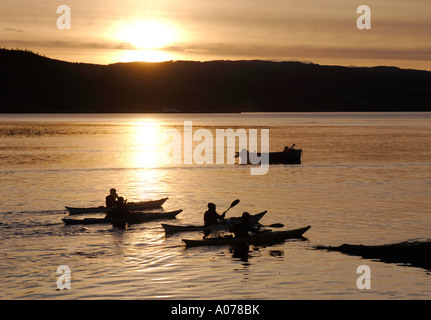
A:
117,20,176,50
113,20,179,62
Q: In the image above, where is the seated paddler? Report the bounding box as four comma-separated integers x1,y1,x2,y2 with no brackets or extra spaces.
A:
203,202,226,238
110,197,134,219
105,188,118,209
231,212,260,238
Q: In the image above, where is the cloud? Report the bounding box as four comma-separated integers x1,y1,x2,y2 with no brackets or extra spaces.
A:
0,39,135,50
165,42,431,62
3,27,24,33
183,48,210,54
2,36,431,65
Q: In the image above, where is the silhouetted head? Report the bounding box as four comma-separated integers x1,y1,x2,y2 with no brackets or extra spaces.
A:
110,188,117,196
117,197,124,203
208,203,216,210
242,212,250,222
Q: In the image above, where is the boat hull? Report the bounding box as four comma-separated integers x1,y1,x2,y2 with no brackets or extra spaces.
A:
236,148,302,164
65,197,168,215
182,225,311,247
63,209,182,225
162,211,267,234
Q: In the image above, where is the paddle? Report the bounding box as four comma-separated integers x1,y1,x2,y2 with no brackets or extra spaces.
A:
267,223,284,228
223,199,240,215
254,223,284,229
255,223,285,233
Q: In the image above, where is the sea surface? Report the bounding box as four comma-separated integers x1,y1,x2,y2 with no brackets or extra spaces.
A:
1,112,431,300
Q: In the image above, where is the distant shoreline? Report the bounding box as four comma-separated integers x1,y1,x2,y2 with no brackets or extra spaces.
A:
2,48,431,113
2,111,431,115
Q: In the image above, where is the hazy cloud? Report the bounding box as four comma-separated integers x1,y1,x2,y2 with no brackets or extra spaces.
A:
3,27,24,33
1,0,430,69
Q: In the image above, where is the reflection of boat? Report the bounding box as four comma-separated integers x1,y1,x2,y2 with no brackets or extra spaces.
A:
65,197,168,215
62,209,182,225
235,145,302,164
162,211,267,234
182,226,311,247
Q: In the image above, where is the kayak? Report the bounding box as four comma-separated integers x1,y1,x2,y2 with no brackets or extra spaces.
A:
62,209,182,225
63,209,182,225
182,226,311,247
65,197,168,215
162,211,267,234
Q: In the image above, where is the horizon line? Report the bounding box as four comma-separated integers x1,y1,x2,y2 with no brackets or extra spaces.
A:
2,47,430,73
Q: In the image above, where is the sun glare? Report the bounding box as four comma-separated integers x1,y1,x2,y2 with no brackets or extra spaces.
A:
113,20,178,62
119,49,172,63
129,122,170,168
117,20,176,50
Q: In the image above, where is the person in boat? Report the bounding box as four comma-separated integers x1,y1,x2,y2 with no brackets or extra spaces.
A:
203,203,226,238
110,197,134,219
105,188,118,209
231,212,260,238
283,144,295,153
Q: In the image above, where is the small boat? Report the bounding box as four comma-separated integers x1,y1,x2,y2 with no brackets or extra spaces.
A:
62,209,182,225
235,145,302,164
182,226,310,247
65,197,168,215
162,211,267,234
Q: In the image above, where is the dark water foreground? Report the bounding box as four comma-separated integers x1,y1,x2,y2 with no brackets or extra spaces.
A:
315,241,431,271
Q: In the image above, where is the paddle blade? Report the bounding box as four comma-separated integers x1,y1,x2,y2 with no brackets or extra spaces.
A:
223,199,240,215
268,223,284,228
230,199,240,208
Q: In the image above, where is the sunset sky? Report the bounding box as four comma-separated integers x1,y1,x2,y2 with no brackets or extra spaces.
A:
1,0,430,70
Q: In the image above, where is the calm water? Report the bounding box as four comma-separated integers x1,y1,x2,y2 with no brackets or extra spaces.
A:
1,112,431,300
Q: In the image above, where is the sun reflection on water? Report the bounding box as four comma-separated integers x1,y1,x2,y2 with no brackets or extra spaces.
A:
122,121,177,203
129,121,169,169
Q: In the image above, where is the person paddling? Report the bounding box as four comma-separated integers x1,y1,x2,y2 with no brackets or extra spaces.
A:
231,212,260,238
203,203,226,238
111,197,133,218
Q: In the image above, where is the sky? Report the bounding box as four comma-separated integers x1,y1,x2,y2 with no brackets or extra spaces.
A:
1,0,431,70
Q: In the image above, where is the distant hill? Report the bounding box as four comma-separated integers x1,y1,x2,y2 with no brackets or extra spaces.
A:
1,48,431,113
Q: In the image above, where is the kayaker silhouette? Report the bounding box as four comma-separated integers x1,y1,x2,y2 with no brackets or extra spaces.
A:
203,203,226,238
231,212,259,238
109,197,134,229
105,188,118,208
111,197,133,218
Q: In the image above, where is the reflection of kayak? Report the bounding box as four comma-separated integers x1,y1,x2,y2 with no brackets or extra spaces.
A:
162,211,267,234
62,209,182,225
65,197,168,215
182,226,310,247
